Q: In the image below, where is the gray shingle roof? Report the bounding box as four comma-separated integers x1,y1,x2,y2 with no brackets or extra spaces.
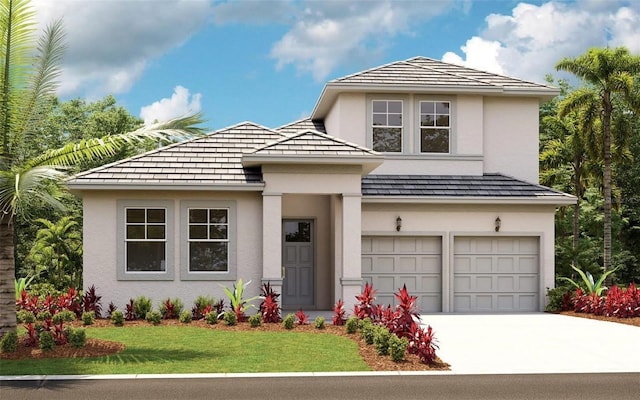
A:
362,174,572,199
331,56,553,90
66,122,287,186
276,118,326,135
249,130,379,157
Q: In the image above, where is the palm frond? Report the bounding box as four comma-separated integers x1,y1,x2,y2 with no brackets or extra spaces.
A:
26,113,206,168
12,19,66,152
0,164,67,224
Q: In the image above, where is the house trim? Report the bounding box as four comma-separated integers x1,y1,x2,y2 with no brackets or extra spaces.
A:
362,196,576,205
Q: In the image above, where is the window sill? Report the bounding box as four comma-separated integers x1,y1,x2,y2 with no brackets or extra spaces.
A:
382,154,483,161
118,271,175,281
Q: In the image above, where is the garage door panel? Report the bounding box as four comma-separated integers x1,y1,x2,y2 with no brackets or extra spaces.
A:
362,236,442,313
454,237,540,312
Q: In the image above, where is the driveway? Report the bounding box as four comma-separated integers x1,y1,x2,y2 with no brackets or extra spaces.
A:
419,313,640,374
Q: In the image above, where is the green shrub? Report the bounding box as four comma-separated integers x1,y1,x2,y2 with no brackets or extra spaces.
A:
223,311,237,326
1,332,18,353
283,313,295,330
145,310,162,325
37,310,52,321
52,310,77,324
17,310,35,324
388,334,408,362
314,316,325,330
39,331,55,351
68,328,87,348
179,310,192,324
360,321,376,345
373,326,391,356
345,317,359,334
249,314,262,328
28,282,63,298
133,296,153,319
545,285,572,312
111,310,125,326
205,311,218,325
82,311,96,326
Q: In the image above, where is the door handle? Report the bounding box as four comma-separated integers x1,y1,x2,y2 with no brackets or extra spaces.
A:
282,266,285,279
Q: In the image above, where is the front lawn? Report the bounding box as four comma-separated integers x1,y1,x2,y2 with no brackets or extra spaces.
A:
1,325,368,375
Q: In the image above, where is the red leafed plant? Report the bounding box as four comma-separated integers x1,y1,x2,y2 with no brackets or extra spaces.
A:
354,282,377,320
125,299,136,320
25,323,38,347
82,285,103,318
259,282,281,323
385,285,420,339
332,299,346,326
57,288,82,317
107,302,118,318
261,295,281,323
161,298,178,319
408,324,439,364
604,283,640,318
295,309,308,325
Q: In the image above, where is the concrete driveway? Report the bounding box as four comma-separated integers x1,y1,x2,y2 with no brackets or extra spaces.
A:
419,313,640,374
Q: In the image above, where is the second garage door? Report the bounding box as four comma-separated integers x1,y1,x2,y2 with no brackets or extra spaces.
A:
362,236,442,312
453,237,539,312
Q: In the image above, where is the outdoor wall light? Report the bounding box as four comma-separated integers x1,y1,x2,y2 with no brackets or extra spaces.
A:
495,216,501,232
396,216,402,232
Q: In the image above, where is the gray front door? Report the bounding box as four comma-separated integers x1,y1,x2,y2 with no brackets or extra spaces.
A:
282,220,314,307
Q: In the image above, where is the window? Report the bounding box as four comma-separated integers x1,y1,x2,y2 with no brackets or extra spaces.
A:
180,200,236,281
117,200,174,281
420,101,450,153
125,208,167,272
188,208,229,272
372,100,402,152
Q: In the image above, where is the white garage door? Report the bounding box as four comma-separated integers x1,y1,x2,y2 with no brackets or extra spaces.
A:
453,237,539,312
362,236,442,313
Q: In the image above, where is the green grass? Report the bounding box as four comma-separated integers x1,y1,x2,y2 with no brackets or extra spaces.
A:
1,326,369,375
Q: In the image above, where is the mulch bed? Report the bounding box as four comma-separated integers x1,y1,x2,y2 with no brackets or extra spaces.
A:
558,311,640,327
0,319,449,371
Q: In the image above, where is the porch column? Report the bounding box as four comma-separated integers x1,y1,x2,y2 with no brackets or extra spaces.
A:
341,193,362,311
262,193,283,297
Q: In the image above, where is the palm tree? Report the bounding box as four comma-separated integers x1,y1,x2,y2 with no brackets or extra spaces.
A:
0,0,205,335
556,47,640,273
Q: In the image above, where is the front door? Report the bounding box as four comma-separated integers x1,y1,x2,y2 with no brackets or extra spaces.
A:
282,219,314,307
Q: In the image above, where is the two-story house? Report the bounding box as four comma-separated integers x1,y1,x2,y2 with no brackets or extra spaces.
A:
67,57,575,314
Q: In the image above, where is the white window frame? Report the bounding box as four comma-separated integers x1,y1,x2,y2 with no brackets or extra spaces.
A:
419,100,451,154
370,99,404,153
117,200,175,281
180,200,237,281
186,207,230,273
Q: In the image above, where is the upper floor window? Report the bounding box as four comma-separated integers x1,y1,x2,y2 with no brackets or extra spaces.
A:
420,101,450,153
372,100,402,153
188,208,229,272
125,208,167,272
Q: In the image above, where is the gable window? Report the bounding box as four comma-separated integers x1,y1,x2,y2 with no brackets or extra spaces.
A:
188,208,229,272
124,208,167,272
372,100,402,152
420,101,450,153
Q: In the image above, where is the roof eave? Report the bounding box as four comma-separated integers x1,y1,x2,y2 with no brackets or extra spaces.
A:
362,195,577,205
311,83,560,119
243,154,384,175
65,182,265,192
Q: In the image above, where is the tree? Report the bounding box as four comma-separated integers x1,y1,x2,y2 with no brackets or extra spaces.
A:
556,47,640,273
0,0,205,335
27,216,82,290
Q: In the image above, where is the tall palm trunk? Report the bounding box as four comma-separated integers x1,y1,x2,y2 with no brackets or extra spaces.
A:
0,220,17,336
602,91,613,273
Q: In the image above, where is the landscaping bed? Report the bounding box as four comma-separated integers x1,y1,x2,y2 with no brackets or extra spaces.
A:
0,319,449,372
559,311,640,328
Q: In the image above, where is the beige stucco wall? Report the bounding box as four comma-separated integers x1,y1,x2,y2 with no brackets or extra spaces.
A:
324,93,366,146
362,202,556,312
82,190,263,310
483,96,540,183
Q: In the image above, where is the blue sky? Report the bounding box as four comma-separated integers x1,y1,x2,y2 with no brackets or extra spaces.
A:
33,0,640,131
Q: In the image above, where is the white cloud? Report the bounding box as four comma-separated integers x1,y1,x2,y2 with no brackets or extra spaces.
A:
267,0,455,81
441,1,640,83
31,0,213,97
140,86,202,125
